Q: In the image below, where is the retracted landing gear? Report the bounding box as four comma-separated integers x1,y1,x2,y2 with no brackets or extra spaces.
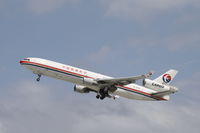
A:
36,74,41,82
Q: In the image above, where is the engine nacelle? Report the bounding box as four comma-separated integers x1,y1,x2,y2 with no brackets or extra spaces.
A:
143,79,171,91
74,85,90,93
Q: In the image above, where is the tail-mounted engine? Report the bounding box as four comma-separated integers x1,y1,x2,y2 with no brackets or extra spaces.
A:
143,79,173,92
74,85,90,93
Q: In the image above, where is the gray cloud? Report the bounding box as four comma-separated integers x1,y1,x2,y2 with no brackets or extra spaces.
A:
0,122,6,133
28,0,79,15
2,0,200,18
0,0,80,15
128,32,200,51
0,66,6,73
88,45,112,64
0,0,3,9
165,32,200,51
175,72,200,101
100,0,200,21
0,78,200,133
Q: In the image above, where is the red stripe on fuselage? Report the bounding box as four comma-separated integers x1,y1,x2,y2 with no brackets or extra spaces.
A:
20,60,92,79
117,85,166,100
20,60,166,101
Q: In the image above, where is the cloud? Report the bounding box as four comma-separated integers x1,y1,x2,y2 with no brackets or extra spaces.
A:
0,0,82,16
100,0,200,21
128,32,200,51
0,79,200,133
0,66,6,72
0,122,6,133
0,0,3,9
165,32,200,51
88,45,112,64
0,0,80,15
175,72,200,101
28,0,79,15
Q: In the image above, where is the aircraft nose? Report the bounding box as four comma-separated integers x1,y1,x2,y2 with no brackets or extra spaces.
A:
19,60,25,65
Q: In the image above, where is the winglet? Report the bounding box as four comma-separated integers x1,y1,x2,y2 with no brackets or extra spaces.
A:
145,71,155,78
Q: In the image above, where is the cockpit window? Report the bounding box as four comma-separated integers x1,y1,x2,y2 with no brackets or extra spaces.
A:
24,58,30,61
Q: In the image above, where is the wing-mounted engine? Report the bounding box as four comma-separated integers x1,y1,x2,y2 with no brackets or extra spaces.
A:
74,85,90,93
83,77,97,85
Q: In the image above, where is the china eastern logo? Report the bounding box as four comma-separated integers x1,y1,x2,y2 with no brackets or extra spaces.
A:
162,74,172,83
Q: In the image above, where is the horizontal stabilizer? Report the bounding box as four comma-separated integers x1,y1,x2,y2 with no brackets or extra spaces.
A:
152,90,173,97
151,86,178,96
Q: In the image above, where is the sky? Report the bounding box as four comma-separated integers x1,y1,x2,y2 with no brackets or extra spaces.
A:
0,0,200,133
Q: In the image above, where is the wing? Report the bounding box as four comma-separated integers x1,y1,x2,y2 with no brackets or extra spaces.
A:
96,71,153,86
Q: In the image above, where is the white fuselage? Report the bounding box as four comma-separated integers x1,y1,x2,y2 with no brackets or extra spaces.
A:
20,58,167,101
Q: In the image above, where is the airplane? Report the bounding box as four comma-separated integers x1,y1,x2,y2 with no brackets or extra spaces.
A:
19,57,179,101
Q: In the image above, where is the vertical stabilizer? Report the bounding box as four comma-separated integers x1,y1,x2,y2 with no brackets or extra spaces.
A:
154,69,178,84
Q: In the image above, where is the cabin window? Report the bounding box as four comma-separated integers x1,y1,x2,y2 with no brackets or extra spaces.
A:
24,58,30,61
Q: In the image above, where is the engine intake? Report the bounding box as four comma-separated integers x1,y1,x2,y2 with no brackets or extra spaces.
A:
74,85,90,93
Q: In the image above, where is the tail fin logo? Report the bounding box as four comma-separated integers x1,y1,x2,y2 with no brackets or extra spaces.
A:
162,74,171,83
